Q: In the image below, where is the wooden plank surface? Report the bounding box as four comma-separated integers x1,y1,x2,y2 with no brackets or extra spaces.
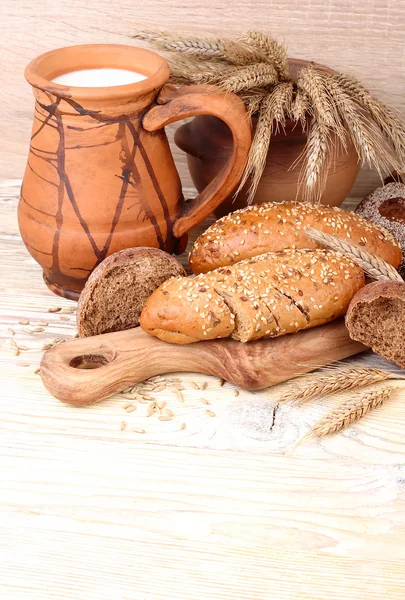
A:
1,180,405,599
1,0,405,196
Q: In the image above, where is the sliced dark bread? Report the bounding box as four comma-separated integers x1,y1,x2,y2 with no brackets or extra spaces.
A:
77,247,186,337
346,281,405,368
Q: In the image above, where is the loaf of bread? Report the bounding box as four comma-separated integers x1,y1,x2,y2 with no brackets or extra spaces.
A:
140,248,365,344
77,247,185,337
346,281,405,368
189,202,402,274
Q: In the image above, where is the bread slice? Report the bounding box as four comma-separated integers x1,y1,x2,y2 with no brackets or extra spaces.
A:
203,268,275,341
189,201,402,274
346,281,405,368
139,275,235,344
77,247,186,337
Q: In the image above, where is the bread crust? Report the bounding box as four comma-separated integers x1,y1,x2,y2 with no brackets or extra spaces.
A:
77,247,186,337
141,248,365,344
189,202,402,274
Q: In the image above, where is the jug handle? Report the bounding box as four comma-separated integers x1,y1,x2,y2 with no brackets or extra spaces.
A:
142,84,252,239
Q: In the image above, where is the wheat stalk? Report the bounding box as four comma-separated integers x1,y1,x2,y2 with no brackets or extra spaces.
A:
290,89,310,129
335,73,405,165
300,386,395,443
240,31,290,80
222,39,268,67
324,74,402,176
280,367,405,403
218,63,278,93
300,120,330,201
306,228,404,282
239,89,267,115
236,82,294,200
133,30,225,58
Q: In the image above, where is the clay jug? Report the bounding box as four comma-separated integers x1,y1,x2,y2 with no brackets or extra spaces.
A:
19,44,251,299
174,59,360,218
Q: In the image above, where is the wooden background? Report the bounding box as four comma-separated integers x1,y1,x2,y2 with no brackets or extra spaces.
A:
1,0,405,196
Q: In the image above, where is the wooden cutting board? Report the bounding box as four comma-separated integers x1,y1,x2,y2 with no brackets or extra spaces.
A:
40,319,365,405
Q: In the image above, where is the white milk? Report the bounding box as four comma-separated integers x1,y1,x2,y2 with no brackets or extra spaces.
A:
51,68,147,87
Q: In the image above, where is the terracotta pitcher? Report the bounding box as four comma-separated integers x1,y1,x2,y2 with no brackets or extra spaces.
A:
19,44,251,299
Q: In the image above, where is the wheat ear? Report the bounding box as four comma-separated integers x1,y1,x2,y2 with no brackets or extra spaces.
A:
240,31,290,80
324,74,402,177
280,367,404,403
291,89,310,129
300,386,394,443
335,73,405,166
306,228,404,282
236,82,293,201
133,30,225,58
168,58,241,85
218,63,278,93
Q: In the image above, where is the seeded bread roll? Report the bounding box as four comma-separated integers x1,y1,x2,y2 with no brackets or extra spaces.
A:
189,202,402,274
140,248,365,344
77,247,186,337
346,281,405,368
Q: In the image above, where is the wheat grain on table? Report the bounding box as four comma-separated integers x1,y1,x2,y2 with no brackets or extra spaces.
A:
1,180,405,600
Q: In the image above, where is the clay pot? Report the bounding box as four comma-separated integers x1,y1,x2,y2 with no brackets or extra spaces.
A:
19,44,252,299
175,59,360,218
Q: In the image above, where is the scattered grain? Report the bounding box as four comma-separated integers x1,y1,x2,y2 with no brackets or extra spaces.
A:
233,389,240,396
125,404,137,413
48,307,61,313
16,362,30,367
205,410,216,417
199,398,210,405
180,423,187,430
158,415,173,421
132,428,145,434
31,327,44,333
191,381,200,390
7,328,15,336
120,421,127,431
34,368,41,375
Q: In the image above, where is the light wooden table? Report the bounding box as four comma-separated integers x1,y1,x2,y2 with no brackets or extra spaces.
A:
1,180,405,600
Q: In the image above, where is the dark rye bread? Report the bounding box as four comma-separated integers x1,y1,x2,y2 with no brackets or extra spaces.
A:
77,247,185,337
355,182,405,279
141,248,365,344
189,201,402,274
346,281,405,368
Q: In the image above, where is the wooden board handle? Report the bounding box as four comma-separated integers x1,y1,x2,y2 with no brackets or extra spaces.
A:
40,320,365,405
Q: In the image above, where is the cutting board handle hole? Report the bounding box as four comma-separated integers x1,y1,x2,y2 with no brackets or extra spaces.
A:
69,354,110,370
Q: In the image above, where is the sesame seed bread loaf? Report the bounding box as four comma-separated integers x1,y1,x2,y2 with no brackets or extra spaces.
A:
189,202,402,274
140,248,365,344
